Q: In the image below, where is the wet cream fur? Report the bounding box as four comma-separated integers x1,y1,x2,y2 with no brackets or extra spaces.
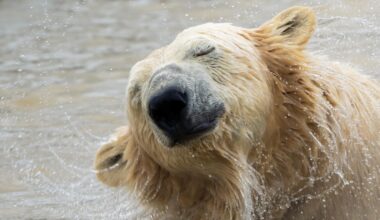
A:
95,6,380,220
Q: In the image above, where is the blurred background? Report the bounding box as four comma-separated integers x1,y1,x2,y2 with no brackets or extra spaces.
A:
0,0,379,219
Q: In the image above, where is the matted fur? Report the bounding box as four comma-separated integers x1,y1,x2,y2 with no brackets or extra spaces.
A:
95,6,380,220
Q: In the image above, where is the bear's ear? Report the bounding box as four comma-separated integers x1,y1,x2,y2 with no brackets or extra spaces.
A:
94,126,130,187
256,6,316,47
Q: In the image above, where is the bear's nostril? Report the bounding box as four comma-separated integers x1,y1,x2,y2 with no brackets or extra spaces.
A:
148,87,188,135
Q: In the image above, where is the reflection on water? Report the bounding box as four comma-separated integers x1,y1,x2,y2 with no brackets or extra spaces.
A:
0,0,379,219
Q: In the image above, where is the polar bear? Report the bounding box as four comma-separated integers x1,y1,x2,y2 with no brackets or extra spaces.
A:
94,6,380,220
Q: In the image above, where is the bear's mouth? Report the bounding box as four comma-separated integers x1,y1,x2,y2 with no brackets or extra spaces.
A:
167,117,219,147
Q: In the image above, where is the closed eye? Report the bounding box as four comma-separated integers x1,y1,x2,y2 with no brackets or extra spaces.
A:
193,46,215,57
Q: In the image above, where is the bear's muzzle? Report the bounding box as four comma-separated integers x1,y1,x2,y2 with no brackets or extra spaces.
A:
147,64,225,147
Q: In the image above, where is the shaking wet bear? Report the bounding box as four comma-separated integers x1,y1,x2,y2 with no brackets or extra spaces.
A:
95,6,380,220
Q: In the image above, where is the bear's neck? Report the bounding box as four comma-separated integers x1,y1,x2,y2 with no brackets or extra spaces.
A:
132,149,265,219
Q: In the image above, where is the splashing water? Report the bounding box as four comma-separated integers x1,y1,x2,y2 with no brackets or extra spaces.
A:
0,0,379,219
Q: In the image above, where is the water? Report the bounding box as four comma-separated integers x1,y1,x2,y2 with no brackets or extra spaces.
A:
0,0,379,219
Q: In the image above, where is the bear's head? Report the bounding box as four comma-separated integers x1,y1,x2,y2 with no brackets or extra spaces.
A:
95,6,318,218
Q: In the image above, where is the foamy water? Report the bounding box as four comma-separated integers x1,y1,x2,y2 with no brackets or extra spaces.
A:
0,0,379,219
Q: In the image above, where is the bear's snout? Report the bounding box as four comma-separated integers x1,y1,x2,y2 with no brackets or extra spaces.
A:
146,63,225,146
148,85,224,147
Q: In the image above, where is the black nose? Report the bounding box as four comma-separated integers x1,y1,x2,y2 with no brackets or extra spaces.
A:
148,87,188,138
